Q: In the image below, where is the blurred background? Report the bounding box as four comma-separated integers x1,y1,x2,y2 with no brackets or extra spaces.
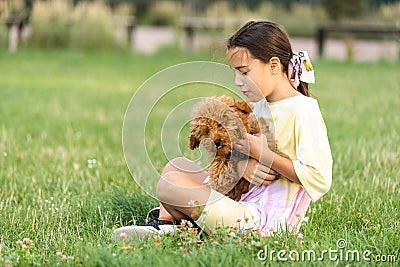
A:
0,0,399,61
0,2,399,264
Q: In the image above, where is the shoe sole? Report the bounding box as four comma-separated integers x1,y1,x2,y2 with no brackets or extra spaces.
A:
111,225,176,242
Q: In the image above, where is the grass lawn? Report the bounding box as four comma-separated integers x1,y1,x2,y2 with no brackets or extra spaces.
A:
0,48,399,266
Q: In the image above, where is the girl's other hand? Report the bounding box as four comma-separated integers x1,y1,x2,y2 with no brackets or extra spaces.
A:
237,158,278,186
235,133,274,165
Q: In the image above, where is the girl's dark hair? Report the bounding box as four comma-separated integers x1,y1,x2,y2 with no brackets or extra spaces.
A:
227,21,309,96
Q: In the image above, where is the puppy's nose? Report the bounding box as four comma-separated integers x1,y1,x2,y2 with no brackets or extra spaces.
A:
214,139,221,147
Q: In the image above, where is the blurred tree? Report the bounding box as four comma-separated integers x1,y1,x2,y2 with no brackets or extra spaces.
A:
25,0,400,23
321,0,367,20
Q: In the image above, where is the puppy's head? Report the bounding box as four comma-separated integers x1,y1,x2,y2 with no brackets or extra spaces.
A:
189,96,247,156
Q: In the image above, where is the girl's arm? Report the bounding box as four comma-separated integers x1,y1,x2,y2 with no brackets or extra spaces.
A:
269,152,301,184
235,133,302,185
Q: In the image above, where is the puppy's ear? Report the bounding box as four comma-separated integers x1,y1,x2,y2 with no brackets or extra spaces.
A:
189,135,200,150
234,100,252,114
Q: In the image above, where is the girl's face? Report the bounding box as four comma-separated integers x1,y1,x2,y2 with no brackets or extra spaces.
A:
226,47,273,102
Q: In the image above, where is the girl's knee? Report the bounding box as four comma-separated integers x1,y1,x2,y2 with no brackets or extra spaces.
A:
161,157,187,176
156,171,183,201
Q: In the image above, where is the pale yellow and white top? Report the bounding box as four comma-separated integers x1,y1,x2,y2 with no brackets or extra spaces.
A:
239,95,332,232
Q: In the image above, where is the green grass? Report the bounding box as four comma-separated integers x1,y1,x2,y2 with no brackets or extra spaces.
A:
0,48,399,266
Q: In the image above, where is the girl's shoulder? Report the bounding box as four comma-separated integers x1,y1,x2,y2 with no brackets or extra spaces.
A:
270,95,319,111
251,95,322,119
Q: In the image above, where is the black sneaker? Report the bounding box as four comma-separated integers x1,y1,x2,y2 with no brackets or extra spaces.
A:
111,218,176,241
145,207,160,223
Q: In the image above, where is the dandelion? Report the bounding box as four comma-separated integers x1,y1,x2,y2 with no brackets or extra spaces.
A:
188,228,198,235
16,240,23,247
357,212,362,218
221,238,226,243
260,231,271,238
368,212,373,217
296,233,304,240
236,218,242,223
56,251,63,257
180,232,188,239
346,220,352,224
119,232,127,239
23,238,33,245
154,235,161,246
61,255,68,262
351,210,355,214
22,244,29,251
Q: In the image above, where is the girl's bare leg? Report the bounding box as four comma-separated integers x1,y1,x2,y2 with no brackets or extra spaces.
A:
157,157,209,221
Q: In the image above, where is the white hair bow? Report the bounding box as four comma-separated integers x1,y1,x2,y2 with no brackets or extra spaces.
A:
288,51,315,89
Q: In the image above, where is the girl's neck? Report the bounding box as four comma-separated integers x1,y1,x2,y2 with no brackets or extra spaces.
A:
265,79,301,102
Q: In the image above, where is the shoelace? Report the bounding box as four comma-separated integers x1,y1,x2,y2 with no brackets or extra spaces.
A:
145,219,172,230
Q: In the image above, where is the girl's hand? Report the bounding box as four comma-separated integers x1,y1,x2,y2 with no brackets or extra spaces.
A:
235,133,275,166
237,158,278,186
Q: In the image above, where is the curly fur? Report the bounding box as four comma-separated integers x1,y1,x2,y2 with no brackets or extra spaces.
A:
189,95,281,201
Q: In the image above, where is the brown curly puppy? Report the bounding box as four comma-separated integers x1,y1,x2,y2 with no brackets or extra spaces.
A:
189,95,280,201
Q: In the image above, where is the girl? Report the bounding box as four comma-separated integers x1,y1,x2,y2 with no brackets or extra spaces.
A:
112,21,332,240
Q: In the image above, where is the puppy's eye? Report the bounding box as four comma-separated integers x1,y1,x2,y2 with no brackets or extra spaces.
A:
218,123,222,127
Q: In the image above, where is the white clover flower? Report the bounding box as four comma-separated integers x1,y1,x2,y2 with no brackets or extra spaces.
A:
296,233,304,240
23,238,33,245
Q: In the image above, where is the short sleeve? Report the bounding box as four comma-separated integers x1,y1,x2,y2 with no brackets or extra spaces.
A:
292,100,333,201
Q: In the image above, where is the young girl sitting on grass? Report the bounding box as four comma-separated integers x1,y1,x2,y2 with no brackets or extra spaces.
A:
112,20,332,240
